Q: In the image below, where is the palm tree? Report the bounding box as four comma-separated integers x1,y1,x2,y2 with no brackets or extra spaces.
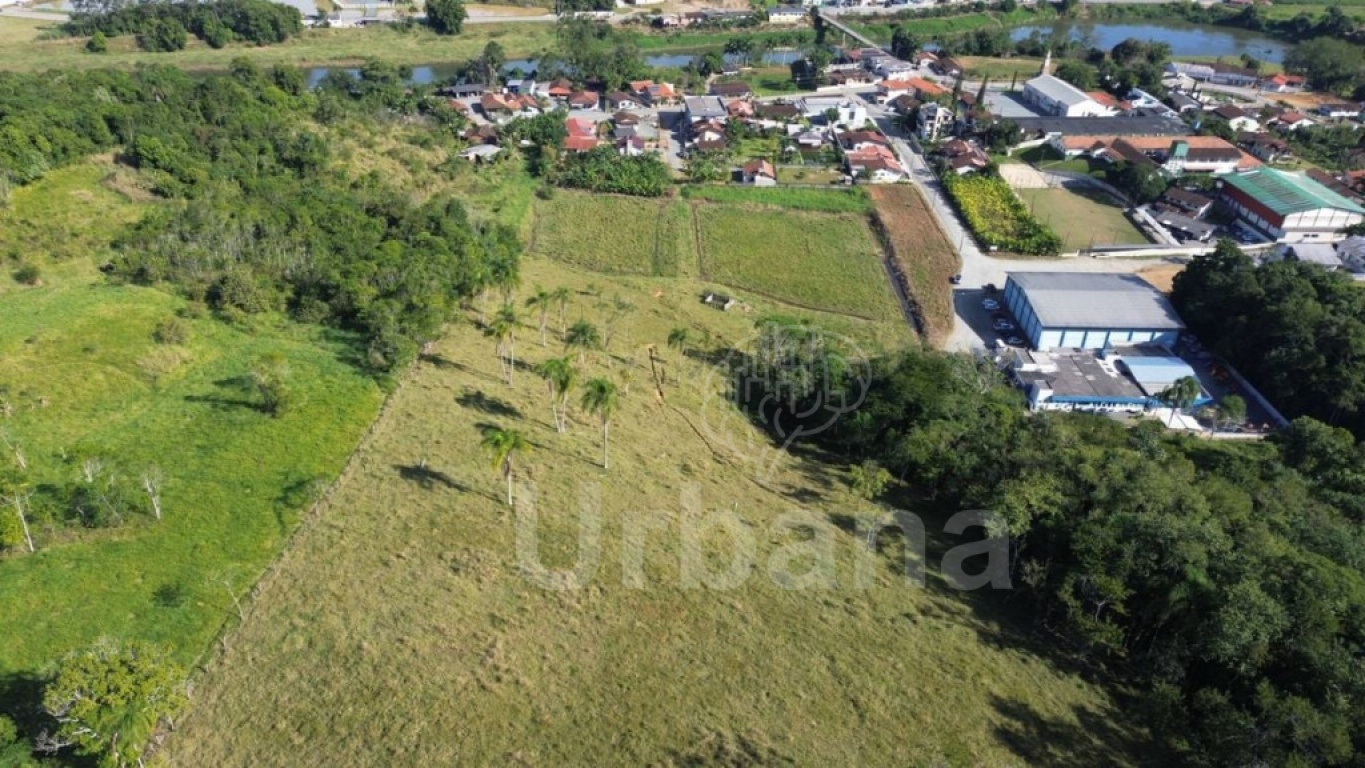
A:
484,304,518,385
535,356,577,433
550,287,571,336
1159,376,1202,427
525,287,552,346
580,377,620,469
666,327,690,380
564,320,602,365
480,425,531,507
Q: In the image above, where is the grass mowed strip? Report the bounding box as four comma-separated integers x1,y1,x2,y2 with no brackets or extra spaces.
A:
1015,187,1151,252
869,185,959,347
682,184,870,214
0,164,382,678
168,256,1136,767
697,204,901,322
532,190,677,276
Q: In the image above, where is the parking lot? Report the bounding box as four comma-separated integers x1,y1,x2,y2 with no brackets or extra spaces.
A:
953,285,1030,352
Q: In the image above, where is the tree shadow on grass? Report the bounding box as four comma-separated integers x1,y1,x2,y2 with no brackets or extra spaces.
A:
456,390,522,418
394,464,467,492
991,694,1163,767
419,353,500,383
0,671,55,759
183,376,265,413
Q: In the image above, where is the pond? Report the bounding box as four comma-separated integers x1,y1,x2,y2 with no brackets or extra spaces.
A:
304,49,804,88
1009,20,1289,63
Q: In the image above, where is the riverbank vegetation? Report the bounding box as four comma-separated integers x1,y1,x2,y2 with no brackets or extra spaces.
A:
61,0,303,51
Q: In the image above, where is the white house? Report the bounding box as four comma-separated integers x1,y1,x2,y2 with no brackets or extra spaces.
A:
767,5,807,23
1022,75,1114,118
798,96,866,127
1211,104,1259,132
917,102,955,141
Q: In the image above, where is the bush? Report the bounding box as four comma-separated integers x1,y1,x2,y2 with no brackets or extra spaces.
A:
549,147,672,197
940,171,1062,255
152,317,191,345
250,354,292,417
0,715,16,746
85,30,107,53
137,18,188,52
12,263,41,285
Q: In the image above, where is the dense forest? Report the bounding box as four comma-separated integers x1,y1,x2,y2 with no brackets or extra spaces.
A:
737,320,1365,765
0,59,517,373
1173,241,1365,442
63,0,304,51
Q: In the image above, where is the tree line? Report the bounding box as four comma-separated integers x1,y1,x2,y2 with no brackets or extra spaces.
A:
733,317,1365,765
64,0,303,52
1172,239,1365,442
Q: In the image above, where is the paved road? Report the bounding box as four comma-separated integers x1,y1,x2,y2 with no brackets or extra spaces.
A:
863,100,1174,353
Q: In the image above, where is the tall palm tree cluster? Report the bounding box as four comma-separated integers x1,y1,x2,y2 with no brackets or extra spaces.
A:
477,282,646,505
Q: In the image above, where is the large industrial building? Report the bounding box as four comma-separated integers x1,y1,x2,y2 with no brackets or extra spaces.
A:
1021,74,1114,118
1002,273,1185,351
1218,168,1365,243
1009,345,1210,413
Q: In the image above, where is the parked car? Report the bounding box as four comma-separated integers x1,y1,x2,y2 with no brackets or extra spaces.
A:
993,320,1015,332
983,283,998,294
982,298,1000,311
949,274,962,285
1004,335,1026,347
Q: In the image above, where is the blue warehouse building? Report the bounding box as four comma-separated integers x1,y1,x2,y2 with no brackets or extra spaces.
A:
1003,272,1185,351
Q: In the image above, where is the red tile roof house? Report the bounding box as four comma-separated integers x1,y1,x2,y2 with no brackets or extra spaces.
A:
480,93,514,118
837,130,890,153
646,82,679,105
563,117,600,152
846,145,907,183
546,78,574,100
726,99,755,119
567,91,601,110
741,158,777,186
616,135,646,156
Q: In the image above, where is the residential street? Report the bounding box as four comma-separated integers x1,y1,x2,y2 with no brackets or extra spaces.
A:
865,100,1175,353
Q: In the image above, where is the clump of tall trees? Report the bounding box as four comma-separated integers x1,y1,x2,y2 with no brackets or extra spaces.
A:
0,60,516,374
65,0,304,51
1173,239,1365,441
735,317,1365,765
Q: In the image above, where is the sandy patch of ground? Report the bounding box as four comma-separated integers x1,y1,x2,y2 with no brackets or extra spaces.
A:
1138,263,1184,293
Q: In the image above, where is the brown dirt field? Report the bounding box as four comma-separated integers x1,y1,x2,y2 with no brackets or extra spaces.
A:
1138,263,1184,293
868,185,959,347
1268,91,1337,111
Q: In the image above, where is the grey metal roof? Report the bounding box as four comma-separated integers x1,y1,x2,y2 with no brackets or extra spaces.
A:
1013,115,1191,138
1289,244,1342,267
684,96,726,118
1025,75,1093,108
1009,272,1186,330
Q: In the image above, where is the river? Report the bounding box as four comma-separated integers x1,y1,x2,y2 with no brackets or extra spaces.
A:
304,49,804,88
1009,20,1289,63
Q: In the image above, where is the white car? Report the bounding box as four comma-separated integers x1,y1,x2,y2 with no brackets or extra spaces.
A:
982,299,1000,311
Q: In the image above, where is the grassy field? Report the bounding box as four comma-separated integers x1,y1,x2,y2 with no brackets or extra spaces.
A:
959,55,1045,82
165,254,1145,767
1015,187,1151,252
0,17,794,73
533,187,902,329
0,164,383,691
682,185,870,213
869,185,958,348
697,204,902,323
531,191,681,276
